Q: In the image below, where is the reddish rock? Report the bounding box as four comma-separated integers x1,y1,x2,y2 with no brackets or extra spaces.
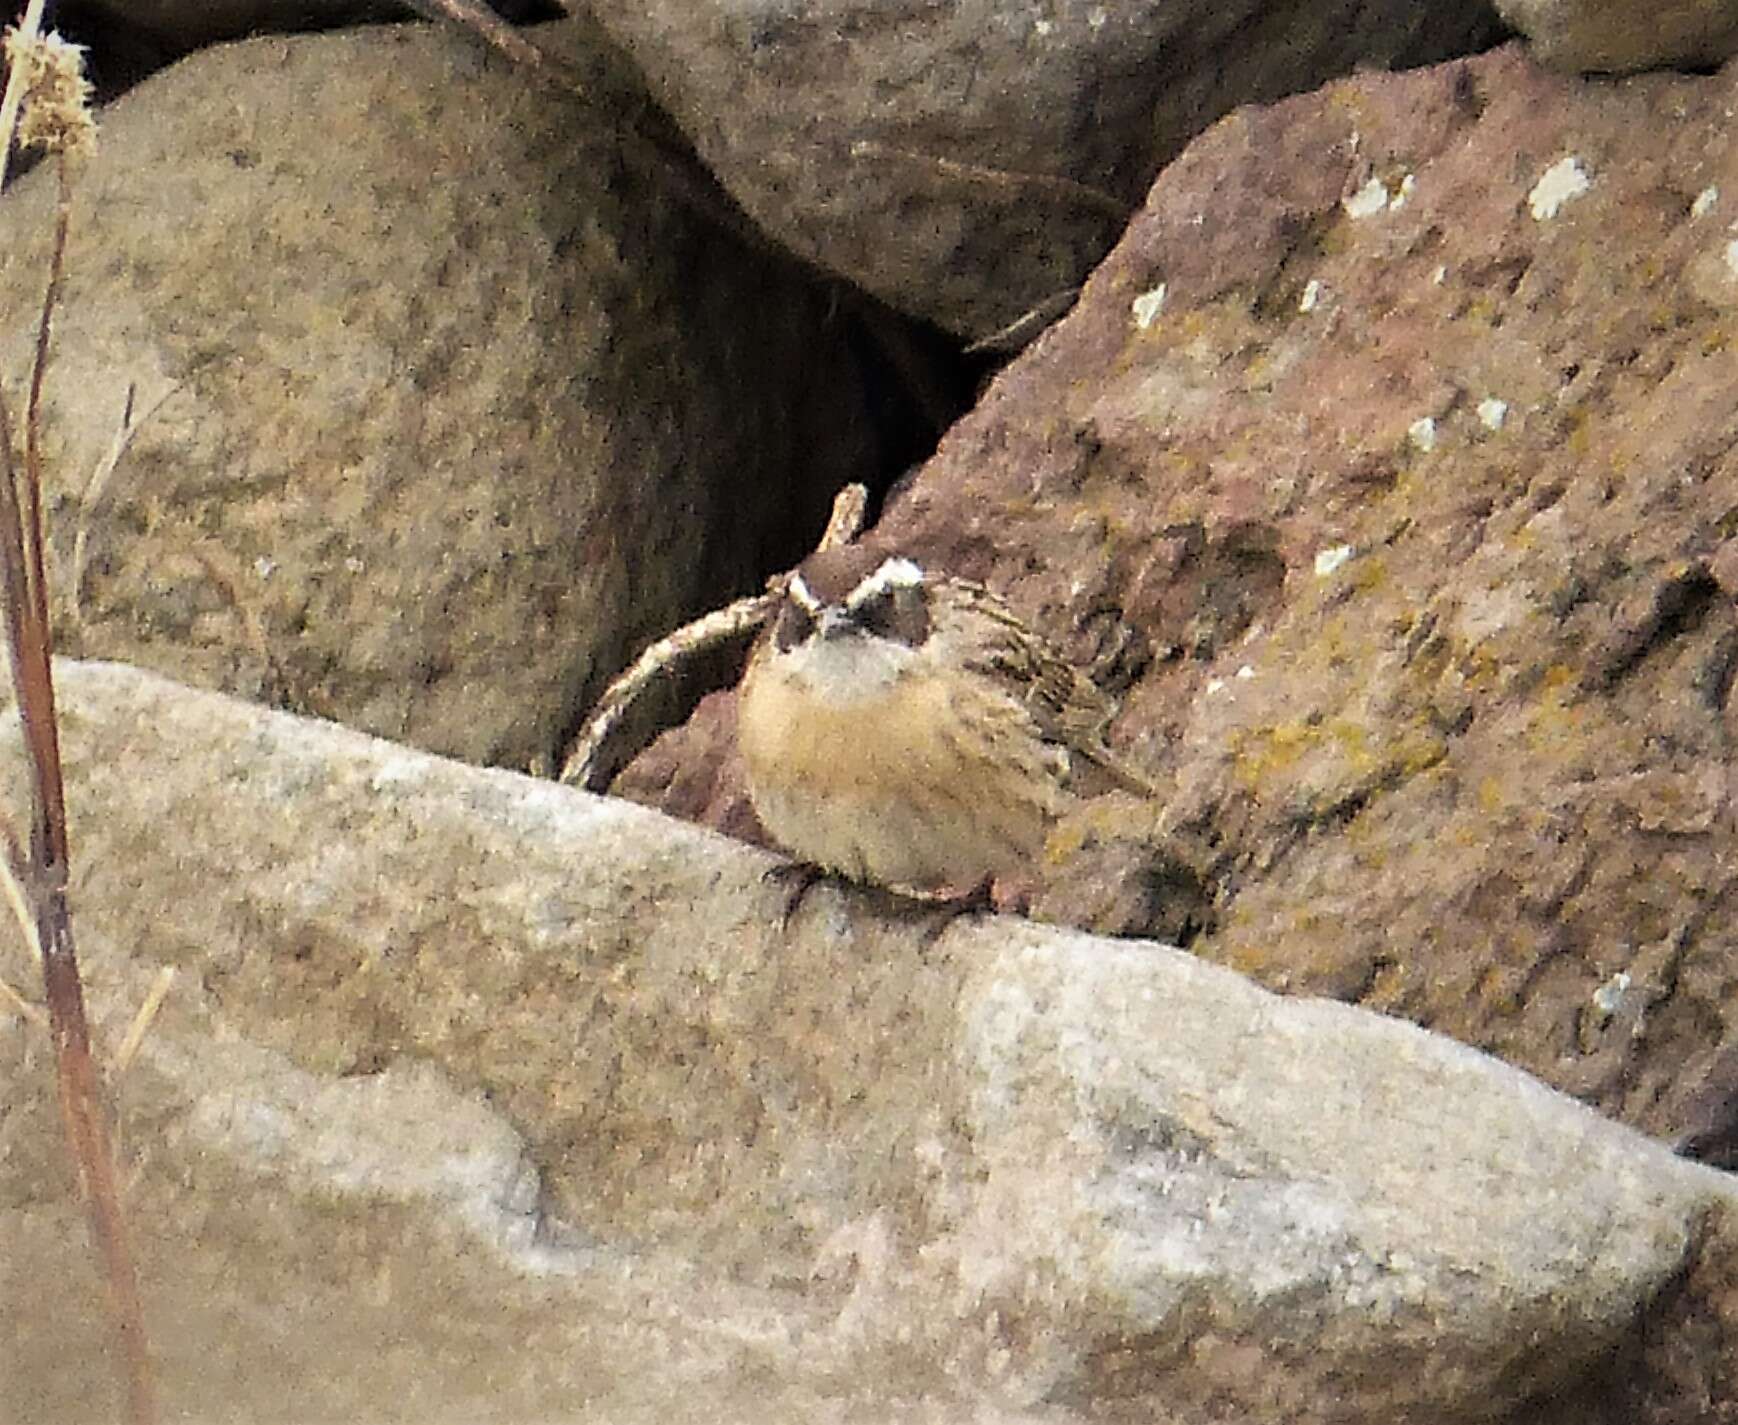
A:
621,45,1738,1159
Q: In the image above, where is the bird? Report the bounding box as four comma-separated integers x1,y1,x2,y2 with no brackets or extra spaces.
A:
735,544,1153,900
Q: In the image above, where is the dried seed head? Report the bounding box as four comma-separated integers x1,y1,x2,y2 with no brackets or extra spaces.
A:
4,28,95,160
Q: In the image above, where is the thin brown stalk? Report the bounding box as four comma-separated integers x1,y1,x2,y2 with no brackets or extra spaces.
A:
847,139,1133,221
0,106,155,1417
21,152,69,641
0,374,154,1425
401,0,589,87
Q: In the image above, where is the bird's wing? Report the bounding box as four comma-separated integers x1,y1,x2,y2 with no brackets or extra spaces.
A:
948,580,1158,797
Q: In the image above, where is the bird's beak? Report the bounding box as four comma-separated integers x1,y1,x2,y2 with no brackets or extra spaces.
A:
818,608,855,640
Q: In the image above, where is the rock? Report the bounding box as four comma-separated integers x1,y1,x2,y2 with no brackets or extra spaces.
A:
62,2,559,65
625,43,1738,1157
583,0,1506,341
3,659,1736,1420
614,684,765,846
67,1,386,53
0,18,887,771
1495,0,1738,72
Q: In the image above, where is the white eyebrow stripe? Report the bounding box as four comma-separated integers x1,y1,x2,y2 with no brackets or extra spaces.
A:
845,557,925,608
788,572,823,613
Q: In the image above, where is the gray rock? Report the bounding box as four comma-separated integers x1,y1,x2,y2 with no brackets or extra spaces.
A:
75,0,386,49
1495,0,1738,71
2,659,1731,1420
0,18,879,770
68,2,556,66
583,0,1506,340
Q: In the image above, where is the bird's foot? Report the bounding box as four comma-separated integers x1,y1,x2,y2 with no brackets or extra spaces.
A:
893,876,996,944
763,858,832,928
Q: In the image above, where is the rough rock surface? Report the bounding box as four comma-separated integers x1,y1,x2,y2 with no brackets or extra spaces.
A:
0,18,886,771
583,0,1507,342
1497,0,1738,72
3,659,1735,1421
618,43,1738,1155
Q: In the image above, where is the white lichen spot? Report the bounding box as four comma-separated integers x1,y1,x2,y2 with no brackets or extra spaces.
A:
1389,173,1416,210
1235,664,1255,681
1431,264,1447,285
1477,397,1509,431
1527,156,1590,221
1131,284,1167,330
344,555,364,574
254,556,276,579
1693,185,1719,219
1343,177,1390,219
1591,970,1631,1021
1087,6,1107,27
1298,278,1323,313
1314,544,1354,578
1205,676,1226,696
1408,415,1437,452
1726,239,1738,280
1033,17,1053,36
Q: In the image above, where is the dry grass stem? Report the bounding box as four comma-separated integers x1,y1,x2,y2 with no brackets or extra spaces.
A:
186,544,279,681
847,140,1131,220
0,0,46,190
963,286,1082,355
73,382,176,620
402,0,590,88
0,968,45,1024
560,483,871,790
0,19,154,1420
112,966,175,1077
818,481,870,552
559,588,778,790
0,832,43,962
3,24,95,162
21,149,69,637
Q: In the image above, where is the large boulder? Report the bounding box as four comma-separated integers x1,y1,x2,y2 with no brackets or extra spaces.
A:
619,42,1738,1157
3,659,1736,1421
0,18,888,770
1495,0,1738,72
583,0,1506,341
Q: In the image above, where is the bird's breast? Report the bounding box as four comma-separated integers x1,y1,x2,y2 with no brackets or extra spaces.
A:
737,650,1068,890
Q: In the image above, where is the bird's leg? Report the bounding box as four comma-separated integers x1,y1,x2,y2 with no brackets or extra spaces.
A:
987,873,1036,917
897,875,995,943
763,857,832,928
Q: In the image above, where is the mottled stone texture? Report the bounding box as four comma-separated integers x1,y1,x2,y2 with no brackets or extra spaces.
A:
624,44,1738,1166
0,19,885,770
3,661,1734,1422
1497,0,1738,72
583,0,1505,340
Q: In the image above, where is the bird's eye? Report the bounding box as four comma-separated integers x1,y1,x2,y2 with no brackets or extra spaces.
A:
852,584,930,646
773,597,815,651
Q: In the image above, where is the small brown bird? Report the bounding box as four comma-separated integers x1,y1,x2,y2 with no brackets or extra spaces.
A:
736,546,1152,899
